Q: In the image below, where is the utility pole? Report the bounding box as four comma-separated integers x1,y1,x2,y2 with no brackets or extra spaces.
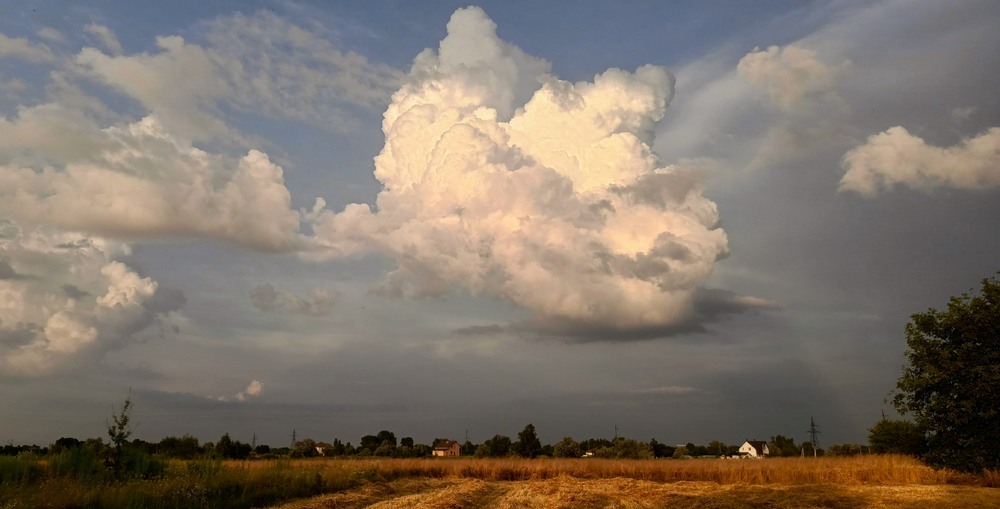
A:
291,428,297,450
614,424,618,440
807,417,821,457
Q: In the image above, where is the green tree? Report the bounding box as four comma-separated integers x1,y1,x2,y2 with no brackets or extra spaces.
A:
672,445,690,459
49,437,81,455
768,435,799,457
412,443,432,457
158,435,202,459
892,275,1000,472
374,443,394,456
514,423,542,458
461,440,476,456
552,436,581,458
649,439,674,458
376,430,397,448
106,391,134,474
216,433,236,458
707,440,727,457
609,437,653,459
360,435,381,451
291,438,318,458
475,435,511,457
867,419,925,455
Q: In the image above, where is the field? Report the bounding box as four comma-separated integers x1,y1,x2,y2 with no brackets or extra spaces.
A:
2,455,998,508
269,457,999,508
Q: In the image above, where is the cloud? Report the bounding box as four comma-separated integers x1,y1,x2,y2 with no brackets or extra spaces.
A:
840,126,1000,196
250,283,333,316
738,45,842,111
629,385,698,395
35,28,66,44
83,23,123,56
216,379,264,402
0,14,404,252
0,33,53,62
203,11,404,129
0,260,27,280
736,44,852,168
0,112,303,251
75,11,402,141
311,7,735,337
0,222,184,376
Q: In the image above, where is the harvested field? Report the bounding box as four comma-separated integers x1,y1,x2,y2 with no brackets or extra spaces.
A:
271,476,1000,509
270,457,1000,509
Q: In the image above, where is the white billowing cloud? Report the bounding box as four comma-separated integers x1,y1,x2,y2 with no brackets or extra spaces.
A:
217,379,263,402
42,311,98,354
311,7,730,336
97,261,157,308
84,23,123,56
738,45,842,111
250,283,334,316
0,114,302,251
840,126,1000,196
0,222,183,375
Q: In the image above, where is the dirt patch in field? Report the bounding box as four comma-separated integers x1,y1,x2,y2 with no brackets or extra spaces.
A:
271,476,1000,509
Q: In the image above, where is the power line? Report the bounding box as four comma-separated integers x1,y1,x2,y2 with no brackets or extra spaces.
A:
807,417,821,457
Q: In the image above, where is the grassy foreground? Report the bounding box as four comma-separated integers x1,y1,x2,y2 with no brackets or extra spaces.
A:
1,455,997,508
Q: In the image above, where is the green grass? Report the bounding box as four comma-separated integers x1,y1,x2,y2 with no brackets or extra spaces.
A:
0,455,380,509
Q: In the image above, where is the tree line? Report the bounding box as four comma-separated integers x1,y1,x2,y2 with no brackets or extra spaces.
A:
7,424,882,462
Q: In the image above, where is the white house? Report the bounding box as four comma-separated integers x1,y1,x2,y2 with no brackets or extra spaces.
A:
739,440,769,458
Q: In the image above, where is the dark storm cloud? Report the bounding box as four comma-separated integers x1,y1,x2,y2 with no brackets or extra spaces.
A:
0,260,28,280
503,287,779,342
61,284,90,300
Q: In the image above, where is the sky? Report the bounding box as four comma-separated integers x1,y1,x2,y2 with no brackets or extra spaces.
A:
1,0,998,450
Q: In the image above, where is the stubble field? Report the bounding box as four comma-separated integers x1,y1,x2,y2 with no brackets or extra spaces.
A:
4,454,998,508
269,456,1000,509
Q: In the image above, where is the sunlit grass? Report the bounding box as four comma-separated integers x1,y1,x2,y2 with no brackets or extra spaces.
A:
1,454,996,508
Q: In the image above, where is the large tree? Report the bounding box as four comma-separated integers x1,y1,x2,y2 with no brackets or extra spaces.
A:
867,419,925,455
514,423,542,458
892,274,1000,472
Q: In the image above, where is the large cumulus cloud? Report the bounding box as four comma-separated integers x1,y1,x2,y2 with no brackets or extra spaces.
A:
0,222,184,376
311,7,736,336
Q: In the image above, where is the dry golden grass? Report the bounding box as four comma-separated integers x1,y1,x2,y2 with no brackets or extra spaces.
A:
289,455,984,486
272,476,1000,509
265,456,1000,509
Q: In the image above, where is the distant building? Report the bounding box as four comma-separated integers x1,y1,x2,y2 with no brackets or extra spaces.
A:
432,439,461,457
314,442,332,456
739,440,769,458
